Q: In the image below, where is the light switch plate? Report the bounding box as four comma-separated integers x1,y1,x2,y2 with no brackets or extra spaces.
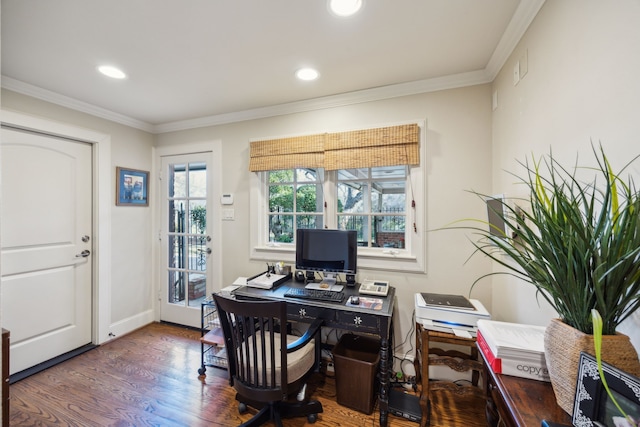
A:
222,208,235,220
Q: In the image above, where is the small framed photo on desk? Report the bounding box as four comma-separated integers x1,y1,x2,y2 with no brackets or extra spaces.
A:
572,352,640,427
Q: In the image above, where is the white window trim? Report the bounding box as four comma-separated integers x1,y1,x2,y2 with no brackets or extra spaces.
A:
249,120,426,274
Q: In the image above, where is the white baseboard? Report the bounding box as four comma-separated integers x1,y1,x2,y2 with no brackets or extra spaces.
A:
103,309,155,343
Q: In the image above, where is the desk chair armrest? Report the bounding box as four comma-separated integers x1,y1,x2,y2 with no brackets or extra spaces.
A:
287,318,324,353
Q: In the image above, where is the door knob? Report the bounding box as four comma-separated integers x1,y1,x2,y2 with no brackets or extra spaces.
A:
76,250,91,258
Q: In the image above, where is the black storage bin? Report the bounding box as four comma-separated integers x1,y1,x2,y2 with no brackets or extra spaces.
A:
333,334,380,414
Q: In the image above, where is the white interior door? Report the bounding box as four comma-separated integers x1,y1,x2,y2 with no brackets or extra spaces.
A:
1,126,93,375
160,152,213,327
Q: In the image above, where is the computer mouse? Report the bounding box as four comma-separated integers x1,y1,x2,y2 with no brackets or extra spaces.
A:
349,296,359,305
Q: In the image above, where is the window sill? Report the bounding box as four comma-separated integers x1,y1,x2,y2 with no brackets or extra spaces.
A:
251,245,423,273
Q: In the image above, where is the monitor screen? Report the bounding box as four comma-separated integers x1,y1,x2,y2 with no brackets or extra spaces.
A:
295,228,357,275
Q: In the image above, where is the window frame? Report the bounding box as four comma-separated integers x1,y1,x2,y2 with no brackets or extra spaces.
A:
249,121,426,273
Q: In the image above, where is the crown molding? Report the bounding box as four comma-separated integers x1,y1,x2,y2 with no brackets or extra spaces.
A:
485,0,545,79
1,76,155,133
154,69,492,134
2,70,491,134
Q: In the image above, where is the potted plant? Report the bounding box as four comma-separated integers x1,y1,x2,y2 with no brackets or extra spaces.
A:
462,145,640,414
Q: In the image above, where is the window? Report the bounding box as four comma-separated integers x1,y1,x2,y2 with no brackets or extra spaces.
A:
249,122,425,273
268,168,324,243
337,166,407,248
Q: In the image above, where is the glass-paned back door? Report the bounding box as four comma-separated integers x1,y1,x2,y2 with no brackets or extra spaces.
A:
161,153,212,327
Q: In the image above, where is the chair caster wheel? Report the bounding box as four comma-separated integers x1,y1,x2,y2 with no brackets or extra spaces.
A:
238,402,247,414
307,413,317,423
197,367,205,375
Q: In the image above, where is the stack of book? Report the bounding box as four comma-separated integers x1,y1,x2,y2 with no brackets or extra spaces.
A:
477,319,550,382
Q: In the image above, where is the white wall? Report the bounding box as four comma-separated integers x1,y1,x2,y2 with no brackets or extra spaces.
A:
490,0,640,348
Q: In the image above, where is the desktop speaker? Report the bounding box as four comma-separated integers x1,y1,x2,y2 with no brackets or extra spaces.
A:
346,274,356,286
294,270,306,283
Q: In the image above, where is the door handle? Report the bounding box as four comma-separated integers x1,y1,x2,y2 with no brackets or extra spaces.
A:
75,250,91,258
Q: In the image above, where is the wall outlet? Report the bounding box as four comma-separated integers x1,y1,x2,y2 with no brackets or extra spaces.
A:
326,361,335,373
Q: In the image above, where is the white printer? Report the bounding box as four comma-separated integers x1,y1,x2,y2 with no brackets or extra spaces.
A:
414,292,491,337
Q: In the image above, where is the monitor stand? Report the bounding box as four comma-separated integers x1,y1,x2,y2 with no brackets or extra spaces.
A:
305,272,344,292
320,272,337,287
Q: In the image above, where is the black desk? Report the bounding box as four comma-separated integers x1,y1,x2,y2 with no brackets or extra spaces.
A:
234,280,396,427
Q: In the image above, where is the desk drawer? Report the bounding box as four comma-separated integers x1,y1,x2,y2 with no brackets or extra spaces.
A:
337,310,380,331
287,304,333,322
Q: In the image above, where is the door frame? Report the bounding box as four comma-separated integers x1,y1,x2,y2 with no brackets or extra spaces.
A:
152,142,222,322
1,109,112,345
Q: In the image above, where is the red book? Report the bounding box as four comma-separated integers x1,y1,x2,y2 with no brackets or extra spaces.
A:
477,329,501,373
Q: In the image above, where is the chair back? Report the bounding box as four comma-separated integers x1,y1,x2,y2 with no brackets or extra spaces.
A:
213,295,290,403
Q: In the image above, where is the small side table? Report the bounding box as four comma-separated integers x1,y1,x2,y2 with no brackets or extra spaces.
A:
414,323,486,427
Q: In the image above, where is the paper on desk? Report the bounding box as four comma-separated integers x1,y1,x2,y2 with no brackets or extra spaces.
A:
247,272,286,289
233,277,248,286
453,329,473,339
346,297,383,310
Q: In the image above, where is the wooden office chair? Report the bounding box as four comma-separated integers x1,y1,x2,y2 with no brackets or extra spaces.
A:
213,294,323,426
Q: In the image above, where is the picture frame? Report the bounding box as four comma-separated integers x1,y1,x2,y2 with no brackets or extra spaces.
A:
116,167,149,206
572,351,640,427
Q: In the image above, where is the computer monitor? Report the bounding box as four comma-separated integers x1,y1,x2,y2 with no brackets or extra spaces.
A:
295,228,357,286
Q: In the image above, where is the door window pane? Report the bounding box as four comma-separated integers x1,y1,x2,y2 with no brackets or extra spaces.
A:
188,162,207,197
168,235,184,268
168,270,185,304
189,200,207,234
169,164,187,198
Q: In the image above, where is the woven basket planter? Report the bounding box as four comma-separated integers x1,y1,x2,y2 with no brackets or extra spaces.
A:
544,318,640,414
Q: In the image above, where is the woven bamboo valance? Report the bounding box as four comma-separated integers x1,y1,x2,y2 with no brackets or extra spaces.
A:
249,134,325,172
249,123,419,172
324,124,419,170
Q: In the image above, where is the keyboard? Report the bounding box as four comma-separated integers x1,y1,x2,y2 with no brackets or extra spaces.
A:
284,287,345,303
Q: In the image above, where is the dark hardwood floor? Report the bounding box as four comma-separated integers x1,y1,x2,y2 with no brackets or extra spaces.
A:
10,322,438,426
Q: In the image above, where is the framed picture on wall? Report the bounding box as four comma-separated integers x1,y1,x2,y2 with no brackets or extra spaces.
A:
116,167,149,206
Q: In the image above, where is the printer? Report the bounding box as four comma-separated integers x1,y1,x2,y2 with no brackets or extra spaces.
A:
414,293,491,337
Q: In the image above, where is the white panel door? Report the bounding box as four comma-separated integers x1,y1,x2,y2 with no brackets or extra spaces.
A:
1,127,92,375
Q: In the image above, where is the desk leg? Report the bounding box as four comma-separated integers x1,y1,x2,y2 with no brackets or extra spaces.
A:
379,336,390,427
420,328,430,427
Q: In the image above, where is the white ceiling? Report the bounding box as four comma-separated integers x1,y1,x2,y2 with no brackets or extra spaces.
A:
1,0,544,133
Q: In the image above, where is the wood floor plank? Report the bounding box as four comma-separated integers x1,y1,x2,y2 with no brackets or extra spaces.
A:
9,322,482,426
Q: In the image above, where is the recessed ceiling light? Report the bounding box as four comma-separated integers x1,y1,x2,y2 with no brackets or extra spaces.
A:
328,0,363,17
296,68,319,81
98,65,127,79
